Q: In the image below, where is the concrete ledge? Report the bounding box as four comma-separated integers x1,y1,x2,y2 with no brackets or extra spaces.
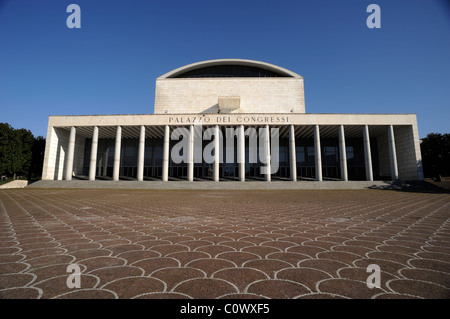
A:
27,180,390,190
0,180,29,189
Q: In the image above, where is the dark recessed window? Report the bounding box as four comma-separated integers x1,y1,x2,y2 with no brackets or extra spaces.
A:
174,65,288,78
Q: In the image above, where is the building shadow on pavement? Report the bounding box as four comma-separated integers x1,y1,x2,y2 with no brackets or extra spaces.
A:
367,179,450,194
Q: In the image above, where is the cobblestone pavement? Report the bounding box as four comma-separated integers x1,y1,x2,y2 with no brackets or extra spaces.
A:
0,188,449,299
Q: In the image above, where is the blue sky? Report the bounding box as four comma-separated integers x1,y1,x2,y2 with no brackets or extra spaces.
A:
0,0,449,138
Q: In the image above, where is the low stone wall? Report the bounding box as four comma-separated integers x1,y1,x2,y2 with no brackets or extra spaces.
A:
0,180,29,189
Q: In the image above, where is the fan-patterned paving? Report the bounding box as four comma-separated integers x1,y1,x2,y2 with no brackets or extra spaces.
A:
0,188,449,299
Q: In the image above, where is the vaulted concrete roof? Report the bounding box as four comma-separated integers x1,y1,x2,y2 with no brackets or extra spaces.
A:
157,59,302,79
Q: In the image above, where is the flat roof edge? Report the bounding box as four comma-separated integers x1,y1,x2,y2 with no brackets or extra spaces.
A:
47,113,418,117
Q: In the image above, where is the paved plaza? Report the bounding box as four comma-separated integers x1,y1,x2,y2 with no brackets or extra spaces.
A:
0,188,449,299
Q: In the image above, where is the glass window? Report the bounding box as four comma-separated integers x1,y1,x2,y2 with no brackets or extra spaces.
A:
324,146,338,166
307,146,315,166
346,146,354,160
296,146,305,165
278,145,288,164
122,139,137,167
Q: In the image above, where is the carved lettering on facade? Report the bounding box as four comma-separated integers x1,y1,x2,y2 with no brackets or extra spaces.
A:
168,115,290,124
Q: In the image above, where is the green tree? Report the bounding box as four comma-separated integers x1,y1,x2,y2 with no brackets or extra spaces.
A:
0,123,15,177
0,123,43,180
420,133,450,180
29,136,46,179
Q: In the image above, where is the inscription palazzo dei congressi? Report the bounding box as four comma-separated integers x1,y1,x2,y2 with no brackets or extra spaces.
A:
168,115,290,124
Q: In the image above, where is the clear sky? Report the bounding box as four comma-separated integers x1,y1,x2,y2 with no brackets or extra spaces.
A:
0,0,449,138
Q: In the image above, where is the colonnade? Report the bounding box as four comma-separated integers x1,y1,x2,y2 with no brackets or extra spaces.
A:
63,124,400,182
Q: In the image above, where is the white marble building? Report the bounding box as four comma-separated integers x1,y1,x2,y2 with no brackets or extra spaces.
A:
42,59,423,182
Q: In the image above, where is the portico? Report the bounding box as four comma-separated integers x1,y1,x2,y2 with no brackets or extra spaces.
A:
42,113,423,182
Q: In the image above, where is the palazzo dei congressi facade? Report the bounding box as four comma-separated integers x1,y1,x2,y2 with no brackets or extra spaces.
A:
42,59,424,183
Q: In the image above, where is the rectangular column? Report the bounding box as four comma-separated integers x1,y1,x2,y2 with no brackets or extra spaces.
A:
65,126,76,180
162,125,170,182
388,125,399,181
137,125,145,182
213,125,220,181
188,125,194,181
363,125,373,181
88,126,99,181
289,125,297,181
339,125,348,181
113,125,121,181
265,125,271,182
395,125,423,180
238,125,245,182
314,125,322,181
